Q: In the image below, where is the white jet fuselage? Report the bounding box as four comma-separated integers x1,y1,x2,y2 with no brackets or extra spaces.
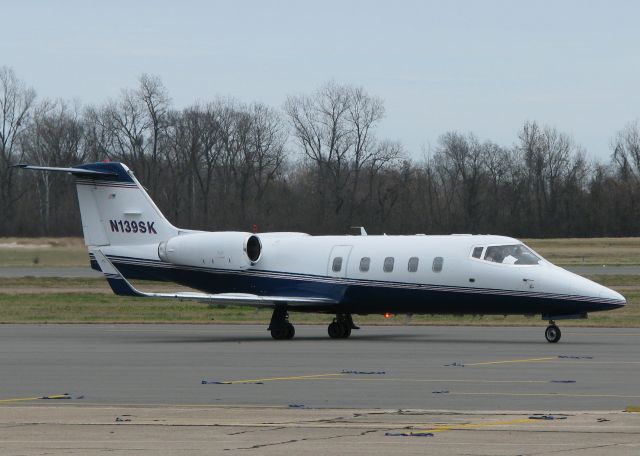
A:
98,231,624,318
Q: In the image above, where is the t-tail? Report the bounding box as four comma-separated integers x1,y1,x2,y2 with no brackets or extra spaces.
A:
14,162,179,247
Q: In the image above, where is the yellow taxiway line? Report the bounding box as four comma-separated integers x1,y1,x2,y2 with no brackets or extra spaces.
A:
0,394,69,404
421,417,535,433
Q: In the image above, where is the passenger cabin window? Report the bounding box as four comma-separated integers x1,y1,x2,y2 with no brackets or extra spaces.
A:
332,257,343,272
483,244,540,265
408,257,419,272
432,257,444,272
383,257,394,272
359,257,370,272
472,247,484,259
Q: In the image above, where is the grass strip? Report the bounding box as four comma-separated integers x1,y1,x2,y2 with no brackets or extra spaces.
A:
0,292,637,326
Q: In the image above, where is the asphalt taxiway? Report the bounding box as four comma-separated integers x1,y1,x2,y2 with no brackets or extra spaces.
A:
1,325,639,455
1,324,639,410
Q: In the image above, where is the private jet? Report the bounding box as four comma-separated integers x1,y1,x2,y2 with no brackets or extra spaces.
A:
17,162,626,342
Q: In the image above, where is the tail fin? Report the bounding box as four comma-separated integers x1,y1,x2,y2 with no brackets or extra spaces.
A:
15,162,178,247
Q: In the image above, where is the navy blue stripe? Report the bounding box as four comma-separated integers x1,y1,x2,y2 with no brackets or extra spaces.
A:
95,254,624,315
101,254,624,306
75,180,137,188
74,162,135,183
106,277,139,296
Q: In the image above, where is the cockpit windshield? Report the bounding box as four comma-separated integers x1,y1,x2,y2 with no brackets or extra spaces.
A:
474,244,540,265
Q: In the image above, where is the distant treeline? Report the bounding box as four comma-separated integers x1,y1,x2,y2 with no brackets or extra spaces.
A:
1,66,640,238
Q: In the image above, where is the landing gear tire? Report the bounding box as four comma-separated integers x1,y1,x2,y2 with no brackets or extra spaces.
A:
268,307,295,340
328,321,344,339
545,324,561,343
328,314,355,339
271,322,295,340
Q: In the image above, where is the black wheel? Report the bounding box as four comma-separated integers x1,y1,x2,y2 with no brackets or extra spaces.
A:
328,322,342,338
285,323,295,340
545,324,561,343
328,322,351,339
271,324,293,340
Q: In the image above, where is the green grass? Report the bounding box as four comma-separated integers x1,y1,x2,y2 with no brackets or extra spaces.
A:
0,237,87,267
0,277,106,288
525,237,640,266
0,249,89,267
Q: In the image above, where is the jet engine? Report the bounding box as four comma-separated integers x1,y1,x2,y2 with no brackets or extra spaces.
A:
157,231,262,269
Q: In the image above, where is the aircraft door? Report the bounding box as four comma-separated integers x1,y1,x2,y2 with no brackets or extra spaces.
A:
327,245,353,278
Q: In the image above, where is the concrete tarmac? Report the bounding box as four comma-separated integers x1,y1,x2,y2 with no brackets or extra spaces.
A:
1,324,640,455
1,405,638,455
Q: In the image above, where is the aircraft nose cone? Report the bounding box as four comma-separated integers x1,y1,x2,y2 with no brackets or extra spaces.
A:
599,287,626,308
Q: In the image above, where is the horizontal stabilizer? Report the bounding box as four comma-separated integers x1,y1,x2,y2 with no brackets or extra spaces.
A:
13,164,119,178
92,250,337,308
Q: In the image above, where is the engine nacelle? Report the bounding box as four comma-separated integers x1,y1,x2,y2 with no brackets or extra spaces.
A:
157,231,262,269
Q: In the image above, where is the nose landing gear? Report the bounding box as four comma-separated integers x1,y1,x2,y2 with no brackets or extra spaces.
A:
545,321,561,343
328,313,359,339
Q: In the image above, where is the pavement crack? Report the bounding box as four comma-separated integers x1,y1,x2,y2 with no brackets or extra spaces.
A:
519,442,624,455
227,426,286,435
226,438,300,450
225,428,386,451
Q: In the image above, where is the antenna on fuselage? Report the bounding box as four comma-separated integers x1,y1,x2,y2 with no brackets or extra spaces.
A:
350,226,368,236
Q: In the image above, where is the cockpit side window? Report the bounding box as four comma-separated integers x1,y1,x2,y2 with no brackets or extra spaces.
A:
483,244,540,265
472,246,484,259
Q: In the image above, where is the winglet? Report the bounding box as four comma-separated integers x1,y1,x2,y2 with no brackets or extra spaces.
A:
93,250,143,297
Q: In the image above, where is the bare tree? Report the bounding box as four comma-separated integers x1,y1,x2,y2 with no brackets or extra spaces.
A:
284,82,393,228
517,121,587,235
433,132,486,231
21,100,86,233
612,120,640,182
0,67,36,233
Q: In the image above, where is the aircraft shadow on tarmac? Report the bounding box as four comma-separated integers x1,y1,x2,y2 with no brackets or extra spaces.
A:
120,332,603,345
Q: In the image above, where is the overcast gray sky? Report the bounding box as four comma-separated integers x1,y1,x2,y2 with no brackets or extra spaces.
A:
2,0,639,160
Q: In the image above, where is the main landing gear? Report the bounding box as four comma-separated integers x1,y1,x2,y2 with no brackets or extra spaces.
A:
545,321,562,343
328,313,359,339
269,307,295,340
268,310,360,340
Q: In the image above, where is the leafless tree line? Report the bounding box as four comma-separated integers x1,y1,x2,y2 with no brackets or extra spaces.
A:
2,66,640,238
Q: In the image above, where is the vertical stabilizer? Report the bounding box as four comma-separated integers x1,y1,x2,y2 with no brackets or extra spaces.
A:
15,162,179,247
72,162,178,247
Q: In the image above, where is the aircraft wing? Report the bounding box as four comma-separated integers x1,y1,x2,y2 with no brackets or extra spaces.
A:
93,250,337,308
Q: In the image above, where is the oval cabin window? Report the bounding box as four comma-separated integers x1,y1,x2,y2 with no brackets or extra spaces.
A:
332,257,343,272
383,257,394,272
432,256,444,272
408,257,419,272
359,257,370,272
